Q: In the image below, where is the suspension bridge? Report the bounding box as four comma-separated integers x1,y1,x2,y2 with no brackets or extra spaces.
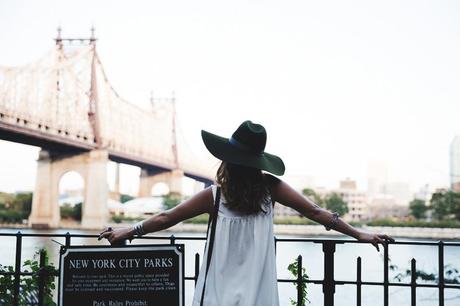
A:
0,28,214,229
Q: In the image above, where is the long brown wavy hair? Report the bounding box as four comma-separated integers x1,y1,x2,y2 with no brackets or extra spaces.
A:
216,161,271,214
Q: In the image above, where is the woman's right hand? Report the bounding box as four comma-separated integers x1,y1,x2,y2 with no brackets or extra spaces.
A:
357,231,395,252
98,226,135,244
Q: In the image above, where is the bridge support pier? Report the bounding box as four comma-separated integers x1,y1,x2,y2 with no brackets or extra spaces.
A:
29,149,109,229
138,168,184,197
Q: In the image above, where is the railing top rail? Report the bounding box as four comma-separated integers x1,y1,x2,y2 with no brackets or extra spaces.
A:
0,231,459,246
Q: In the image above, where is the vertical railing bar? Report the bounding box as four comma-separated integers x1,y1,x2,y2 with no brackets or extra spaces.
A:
274,237,277,255
384,242,389,306
323,241,336,306
65,232,71,247
438,241,444,306
194,253,200,287
38,249,45,306
411,258,417,306
356,256,361,306
297,255,302,306
13,231,22,306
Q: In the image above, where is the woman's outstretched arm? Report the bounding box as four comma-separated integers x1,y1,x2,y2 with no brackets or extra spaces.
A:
99,187,214,244
267,175,395,251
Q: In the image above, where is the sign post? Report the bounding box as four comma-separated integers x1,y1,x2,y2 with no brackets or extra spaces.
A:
58,244,184,306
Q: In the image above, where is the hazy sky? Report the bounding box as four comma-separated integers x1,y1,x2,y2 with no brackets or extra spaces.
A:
1,0,460,195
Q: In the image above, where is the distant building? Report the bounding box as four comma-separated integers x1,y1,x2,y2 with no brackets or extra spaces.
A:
340,178,357,190
316,178,368,222
414,184,432,203
274,203,301,218
273,183,315,218
337,179,368,222
367,160,389,197
450,135,460,191
383,181,412,204
366,195,409,220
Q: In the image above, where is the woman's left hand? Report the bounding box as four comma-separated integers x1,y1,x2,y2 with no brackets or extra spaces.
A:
357,231,395,252
98,226,135,244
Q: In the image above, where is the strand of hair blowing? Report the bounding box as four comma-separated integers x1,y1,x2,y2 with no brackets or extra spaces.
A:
216,162,271,214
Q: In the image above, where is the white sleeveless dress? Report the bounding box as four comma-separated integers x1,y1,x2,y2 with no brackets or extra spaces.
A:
192,185,280,306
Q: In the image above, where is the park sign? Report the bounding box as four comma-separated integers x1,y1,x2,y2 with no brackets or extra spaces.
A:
58,244,184,306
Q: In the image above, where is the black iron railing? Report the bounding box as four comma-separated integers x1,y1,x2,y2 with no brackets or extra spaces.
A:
0,231,459,306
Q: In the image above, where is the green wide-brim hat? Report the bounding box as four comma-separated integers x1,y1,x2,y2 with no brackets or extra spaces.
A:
201,120,285,176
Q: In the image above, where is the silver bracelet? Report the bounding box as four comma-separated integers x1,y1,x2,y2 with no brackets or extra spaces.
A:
133,220,146,236
325,212,339,231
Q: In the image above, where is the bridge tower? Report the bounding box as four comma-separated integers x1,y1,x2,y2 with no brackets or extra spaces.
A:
29,149,109,229
138,92,185,197
28,28,109,229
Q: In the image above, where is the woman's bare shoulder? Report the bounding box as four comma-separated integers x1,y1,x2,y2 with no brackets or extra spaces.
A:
263,173,282,187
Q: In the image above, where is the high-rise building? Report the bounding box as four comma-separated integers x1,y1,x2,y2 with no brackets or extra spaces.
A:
450,135,460,192
367,160,389,196
384,181,412,204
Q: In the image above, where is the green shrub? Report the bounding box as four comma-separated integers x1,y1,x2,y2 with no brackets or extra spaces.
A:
59,202,82,221
120,194,135,203
288,257,310,305
60,204,74,219
0,210,23,223
0,249,57,305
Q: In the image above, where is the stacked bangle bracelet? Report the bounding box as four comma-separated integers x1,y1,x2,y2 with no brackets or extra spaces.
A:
325,212,339,231
133,220,146,236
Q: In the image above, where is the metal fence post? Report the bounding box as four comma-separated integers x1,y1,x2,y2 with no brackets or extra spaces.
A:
356,256,361,306
411,258,417,306
297,255,303,306
38,249,46,306
194,253,200,287
65,232,71,247
13,231,22,306
384,242,389,306
323,241,336,306
438,241,444,306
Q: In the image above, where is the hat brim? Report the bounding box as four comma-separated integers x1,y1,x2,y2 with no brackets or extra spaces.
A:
201,130,285,176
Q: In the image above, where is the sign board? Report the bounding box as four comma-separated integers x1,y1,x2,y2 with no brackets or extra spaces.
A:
59,244,184,306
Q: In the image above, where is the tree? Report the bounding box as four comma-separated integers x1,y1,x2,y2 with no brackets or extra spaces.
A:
120,194,135,203
409,199,428,220
324,193,348,217
302,188,324,207
162,193,181,210
11,192,33,218
430,190,460,221
59,202,81,221
446,191,460,220
431,191,452,221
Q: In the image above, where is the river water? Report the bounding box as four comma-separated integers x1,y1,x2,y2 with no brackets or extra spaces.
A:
0,227,459,306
